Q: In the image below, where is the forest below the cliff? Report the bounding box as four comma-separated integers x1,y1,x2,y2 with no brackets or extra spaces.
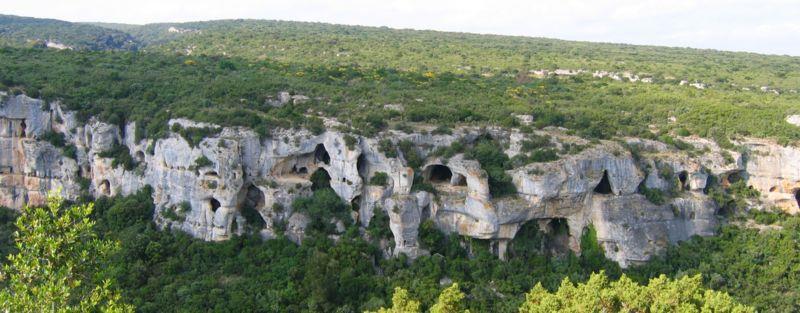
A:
0,185,797,312
1,14,800,312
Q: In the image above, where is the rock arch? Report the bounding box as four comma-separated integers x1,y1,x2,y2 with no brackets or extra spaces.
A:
135,150,145,162
594,170,613,194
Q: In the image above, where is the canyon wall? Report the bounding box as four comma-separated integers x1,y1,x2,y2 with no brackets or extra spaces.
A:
2,93,799,267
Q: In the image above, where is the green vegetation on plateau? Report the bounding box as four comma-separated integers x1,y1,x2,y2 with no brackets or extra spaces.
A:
0,16,799,145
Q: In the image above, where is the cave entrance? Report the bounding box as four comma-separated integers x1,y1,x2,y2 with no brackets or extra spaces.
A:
99,179,111,196
351,196,361,212
315,144,330,165
19,120,26,137
209,198,221,213
425,165,453,184
795,189,800,209
452,173,467,186
135,151,145,163
678,171,688,190
543,218,572,257
594,170,613,194
357,153,368,178
723,171,743,186
243,185,266,210
310,168,331,190
291,165,308,175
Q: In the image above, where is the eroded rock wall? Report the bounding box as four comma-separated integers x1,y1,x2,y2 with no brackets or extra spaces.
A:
3,93,800,267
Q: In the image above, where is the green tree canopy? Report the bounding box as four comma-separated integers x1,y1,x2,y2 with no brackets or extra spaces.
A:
0,190,132,312
519,271,753,313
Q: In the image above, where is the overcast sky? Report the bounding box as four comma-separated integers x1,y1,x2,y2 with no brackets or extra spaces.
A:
4,0,799,56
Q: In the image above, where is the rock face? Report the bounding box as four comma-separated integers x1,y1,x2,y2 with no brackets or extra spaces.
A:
3,94,800,267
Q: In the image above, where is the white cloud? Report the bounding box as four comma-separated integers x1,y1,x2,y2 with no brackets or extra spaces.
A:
2,0,799,55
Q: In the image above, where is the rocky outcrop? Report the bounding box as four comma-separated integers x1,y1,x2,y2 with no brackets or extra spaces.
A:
3,94,800,267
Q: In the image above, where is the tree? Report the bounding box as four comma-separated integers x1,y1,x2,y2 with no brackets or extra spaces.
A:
519,271,753,313
430,283,470,313
366,287,421,313
0,190,132,313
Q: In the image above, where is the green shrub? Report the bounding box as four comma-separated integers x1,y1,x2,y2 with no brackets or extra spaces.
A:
369,172,389,186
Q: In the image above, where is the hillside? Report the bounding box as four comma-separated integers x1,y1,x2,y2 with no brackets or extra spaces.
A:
0,14,138,50
0,14,799,312
0,16,799,146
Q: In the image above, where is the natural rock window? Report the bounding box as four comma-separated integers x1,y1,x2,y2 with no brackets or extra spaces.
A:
594,170,613,194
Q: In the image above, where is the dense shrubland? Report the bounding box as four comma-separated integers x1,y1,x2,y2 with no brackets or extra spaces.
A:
1,24,800,146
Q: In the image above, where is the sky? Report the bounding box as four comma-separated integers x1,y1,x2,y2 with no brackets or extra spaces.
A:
3,0,800,56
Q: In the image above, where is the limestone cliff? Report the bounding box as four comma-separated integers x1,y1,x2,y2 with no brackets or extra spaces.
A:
2,93,799,267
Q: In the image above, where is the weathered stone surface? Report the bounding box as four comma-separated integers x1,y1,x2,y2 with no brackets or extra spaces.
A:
3,94,800,267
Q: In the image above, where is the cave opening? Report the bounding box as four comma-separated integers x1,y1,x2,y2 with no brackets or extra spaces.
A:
135,151,145,162
678,171,688,189
19,120,26,137
594,170,613,194
310,168,331,190
426,165,453,184
243,185,265,210
205,171,219,177
795,189,800,209
99,179,111,196
297,167,308,174
452,173,467,186
209,198,221,213
351,196,361,212
357,153,368,178
315,144,330,165
724,171,743,185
